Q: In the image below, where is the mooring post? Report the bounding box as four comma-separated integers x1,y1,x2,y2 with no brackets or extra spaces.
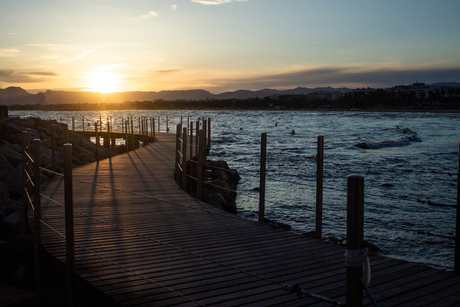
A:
455,141,460,274
346,175,364,307
51,125,56,172
95,123,99,161
316,135,324,238
63,144,75,305
182,127,188,191
33,139,42,293
259,133,267,223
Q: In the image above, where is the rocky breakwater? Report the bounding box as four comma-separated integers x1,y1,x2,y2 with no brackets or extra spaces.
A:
179,159,240,214
0,116,125,302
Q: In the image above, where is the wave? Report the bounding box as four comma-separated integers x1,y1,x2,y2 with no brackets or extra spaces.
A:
355,128,422,149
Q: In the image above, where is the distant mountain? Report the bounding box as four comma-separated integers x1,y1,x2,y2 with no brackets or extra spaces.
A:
0,86,354,105
0,86,43,105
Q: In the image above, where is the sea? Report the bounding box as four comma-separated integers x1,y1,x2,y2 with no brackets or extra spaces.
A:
10,109,460,271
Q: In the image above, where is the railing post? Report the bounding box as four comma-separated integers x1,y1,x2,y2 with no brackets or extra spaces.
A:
166,116,169,133
82,117,85,132
63,144,75,305
125,120,129,152
95,123,99,162
455,141,460,274
158,116,160,133
108,121,111,159
152,118,156,141
131,117,134,149
182,127,188,191
65,124,69,143
190,121,194,159
33,139,42,293
22,131,29,233
197,130,204,200
207,118,211,154
51,125,56,172
346,175,364,307
315,135,324,238
72,117,75,130
203,120,207,158
259,133,267,222
175,124,181,184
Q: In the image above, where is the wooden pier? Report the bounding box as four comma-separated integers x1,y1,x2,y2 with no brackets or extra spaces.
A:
35,132,460,306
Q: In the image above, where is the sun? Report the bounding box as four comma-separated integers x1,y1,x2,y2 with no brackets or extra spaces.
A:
86,70,120,93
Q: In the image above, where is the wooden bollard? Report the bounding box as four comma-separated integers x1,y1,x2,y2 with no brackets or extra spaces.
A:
32,139,42,292
51,125,56,172
63,144,75,304
346,175,364,307
316,135,324,238
259,133,267,222
455,141,460,274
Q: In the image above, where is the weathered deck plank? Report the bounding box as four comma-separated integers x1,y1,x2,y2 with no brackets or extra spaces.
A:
35,132,460,306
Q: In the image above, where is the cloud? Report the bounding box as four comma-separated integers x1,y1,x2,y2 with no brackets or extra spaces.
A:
26,44,55,47
0,48,20,57
131,11,159,20
0,70,58,83
203,65,460,92
59,49,96,63
192,0,247,5
171,4,178,10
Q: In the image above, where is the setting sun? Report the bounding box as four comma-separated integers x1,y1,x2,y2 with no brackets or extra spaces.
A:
86,70,120,93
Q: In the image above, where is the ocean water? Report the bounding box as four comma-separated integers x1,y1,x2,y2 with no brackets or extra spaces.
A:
10,110,460,270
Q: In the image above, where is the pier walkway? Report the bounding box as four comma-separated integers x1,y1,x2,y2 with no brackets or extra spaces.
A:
38,133,460,306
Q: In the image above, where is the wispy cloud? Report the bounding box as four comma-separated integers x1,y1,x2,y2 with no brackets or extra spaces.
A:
192,0,247,5
132,11,159,20
27,44,55,47
0,48,20,57
171,4,178,10
0,70,58,83
59,49,96,63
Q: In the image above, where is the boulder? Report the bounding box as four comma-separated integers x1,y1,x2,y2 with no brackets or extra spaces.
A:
2,212,24,236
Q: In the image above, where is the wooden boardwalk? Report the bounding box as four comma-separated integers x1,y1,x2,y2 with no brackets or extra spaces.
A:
37,133,460,306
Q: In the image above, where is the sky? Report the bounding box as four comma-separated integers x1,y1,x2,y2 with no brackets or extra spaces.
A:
1,0,460,94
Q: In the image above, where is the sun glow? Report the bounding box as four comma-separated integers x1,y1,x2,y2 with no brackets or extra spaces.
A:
86,69,120,93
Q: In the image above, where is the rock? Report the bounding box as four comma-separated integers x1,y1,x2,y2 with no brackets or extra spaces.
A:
205,193,226,211
0,181,9,203
0,143,22,167
0,287,36,307
2,212,24,236
11,265,33,289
